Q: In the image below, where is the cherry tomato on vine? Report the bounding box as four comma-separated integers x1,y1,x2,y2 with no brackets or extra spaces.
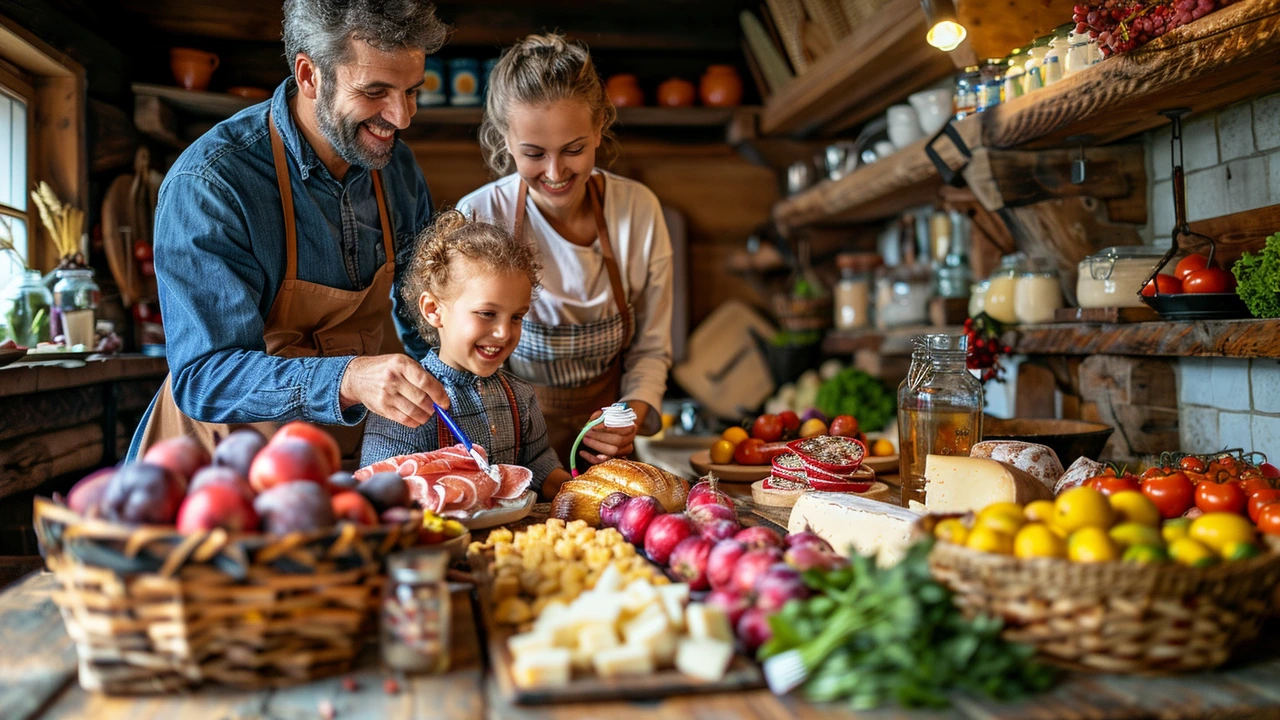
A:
1248,488,1280,523
1141,274,1181,296
1179,456,1206,474
1088,474,1141,496
1193,481,1246,515
1140,471,1195,519
1256,503,1280,536
1239,476,1275,498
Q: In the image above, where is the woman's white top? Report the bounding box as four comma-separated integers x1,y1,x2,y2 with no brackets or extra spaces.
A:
456,169,674,418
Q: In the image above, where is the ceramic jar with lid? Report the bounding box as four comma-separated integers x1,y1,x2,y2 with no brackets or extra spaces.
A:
1014,257,1062,324
657,78,696,107
606,74,644,107
1077,246,1170,308
699,65,742,107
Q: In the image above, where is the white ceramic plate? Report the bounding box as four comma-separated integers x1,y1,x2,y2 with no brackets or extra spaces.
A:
460,491,536,530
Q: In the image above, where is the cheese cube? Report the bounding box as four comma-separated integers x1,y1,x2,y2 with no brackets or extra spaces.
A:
788,492,920,567
512,647,572,688
532,600,569,633
593,644,655,678
622,578,659,614
675,637,734,682
651,630,678,668
685,603,733,643
570,590,625,626
656,583,690,630
577,623,620,655
593,563,623,593
507,630,555,659
924,454,1053,514
622,605,673,663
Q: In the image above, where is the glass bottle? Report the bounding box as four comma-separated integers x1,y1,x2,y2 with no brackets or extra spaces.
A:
53,268,100,349
833,253,879,330
897,334,984,506
1,269,54,346
954,65,980,119
381,549,451,674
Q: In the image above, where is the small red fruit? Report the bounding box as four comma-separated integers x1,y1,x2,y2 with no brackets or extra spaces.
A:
751,414,784,442
272,421,341,477
1193,481,1246,515
1182,267,1236,294
778,410,800,437
1248,488,1280,523
1173,253,1208,281
733,438,767,466
1141,273,1181,296
828,415,859,438
176,484,259,533
248,438,332,493
331,491,379,526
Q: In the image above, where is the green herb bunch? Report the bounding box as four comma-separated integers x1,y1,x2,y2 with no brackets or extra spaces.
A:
759,541,1055,710
814,367,895,431
1232,232,1280,319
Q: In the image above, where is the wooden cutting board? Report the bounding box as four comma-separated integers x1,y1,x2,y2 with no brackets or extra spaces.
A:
468,554,764,705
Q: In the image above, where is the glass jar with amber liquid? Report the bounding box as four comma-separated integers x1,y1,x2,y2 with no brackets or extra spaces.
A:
897,334,984,506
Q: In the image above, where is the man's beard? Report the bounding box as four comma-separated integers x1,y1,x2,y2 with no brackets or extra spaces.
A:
315,81,397,170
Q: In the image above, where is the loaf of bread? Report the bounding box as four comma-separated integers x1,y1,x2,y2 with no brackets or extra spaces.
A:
550,459,690,526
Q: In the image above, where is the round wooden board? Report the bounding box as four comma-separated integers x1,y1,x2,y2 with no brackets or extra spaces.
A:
751,480,894,508
690,449,899,482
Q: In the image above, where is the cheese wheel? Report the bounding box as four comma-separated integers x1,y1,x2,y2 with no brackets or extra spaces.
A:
924,454,1053,514
969,441,1063,491
788,492,921,567
1055,456,1107,495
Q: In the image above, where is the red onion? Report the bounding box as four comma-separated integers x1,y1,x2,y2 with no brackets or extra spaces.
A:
644,513,697,565
700,518,740,542
734,525,784,551
668,535,715,590
730,547,783,596
736,607,773,653
599,491,631,528
688,502,739,530
686,473,735,511
784,544,847,572
754,563,810,613
784,528,833,553
618,495,663,545
707,539,747,590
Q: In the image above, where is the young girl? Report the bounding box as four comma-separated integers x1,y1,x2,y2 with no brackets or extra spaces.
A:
457,33,674,470
360,210,569,499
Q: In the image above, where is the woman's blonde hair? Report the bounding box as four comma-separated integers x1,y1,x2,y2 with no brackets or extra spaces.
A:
401,209,542,342
478,33,618,177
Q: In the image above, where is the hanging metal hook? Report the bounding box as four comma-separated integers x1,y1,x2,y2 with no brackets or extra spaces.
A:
1065,134,1092,185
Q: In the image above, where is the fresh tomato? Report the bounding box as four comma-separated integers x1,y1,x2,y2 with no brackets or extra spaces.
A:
1140,471,1195,519
709,439,736,465
1182,267,1236,294
1194,480,1247,514
733,438,767,465
1248,488,1280,523
1238,476,1275,498
1087,474,1141,496
778,410,800,437
828,415,859,438
1256,503,1280,536
1173,253,1209,281
1262,463,1280,480
750,414,783,442
1179,456,1206,474
1141,274,1181,296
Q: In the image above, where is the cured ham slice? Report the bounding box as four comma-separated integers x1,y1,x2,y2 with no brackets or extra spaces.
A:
356,443,532,516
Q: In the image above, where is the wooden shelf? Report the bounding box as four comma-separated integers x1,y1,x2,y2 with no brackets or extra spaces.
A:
770,0,1280,228
133,83,256,118
1003,318,1280,358
758,0,954,138
823,325,964,357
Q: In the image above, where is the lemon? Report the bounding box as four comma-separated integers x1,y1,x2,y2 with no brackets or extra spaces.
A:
1014,523,1067,559
1189,513,1256,555
965,525,1014,555
1108,491,1161,527
721,427,749,445
709,439,736,465
1168,537,1218,568
977,503,1026,535
933,518,969,545
1224,541,1262,561
1024,500,1055,524
1162,517,1192,544
1122,544,1169,564
1054,487,1115,534
1067,527,1119,562
1109,522,1164,548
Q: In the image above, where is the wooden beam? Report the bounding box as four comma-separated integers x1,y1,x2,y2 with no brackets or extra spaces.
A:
759,0,954,137
982,0,1280,149
962,143,1146,210
133,95,185,150
1183,204,1280,269
0,423,119,500
1003,318,1280,358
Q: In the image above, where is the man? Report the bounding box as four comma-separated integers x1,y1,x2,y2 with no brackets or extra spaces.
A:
127,0,452,462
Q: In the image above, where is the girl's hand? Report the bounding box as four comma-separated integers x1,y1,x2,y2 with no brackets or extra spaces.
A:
578,403,648,465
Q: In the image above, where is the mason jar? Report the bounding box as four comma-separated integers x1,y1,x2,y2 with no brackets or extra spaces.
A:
2,269,54,346
897,334,984,506
381,549,451,674
53,268,100,348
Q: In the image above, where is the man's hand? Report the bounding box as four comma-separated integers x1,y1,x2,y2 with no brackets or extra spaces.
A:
339,354,449,427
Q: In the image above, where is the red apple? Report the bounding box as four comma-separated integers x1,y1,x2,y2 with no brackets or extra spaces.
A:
707,539,747,590
730,547,783,596
618,495,663,545
271,421,340,476
177,484,259,533
705,588,750,627
668,535,715,590
189,466,256,504
248,438,331,493
828,415,859,438
143,436,210,485
67,467,115,517
644,513,697,565
754,563,810,612
734,525,784,551
737,607,773,653
331,491,378,526
686,475,735,511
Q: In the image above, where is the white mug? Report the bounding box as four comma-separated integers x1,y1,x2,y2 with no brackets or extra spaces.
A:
887,105,922,149
908,88,954,135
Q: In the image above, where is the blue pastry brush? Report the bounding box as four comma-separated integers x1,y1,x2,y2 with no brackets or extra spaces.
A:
433,402,500,481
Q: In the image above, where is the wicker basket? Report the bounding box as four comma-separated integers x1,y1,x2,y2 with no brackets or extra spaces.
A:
926,529,1280,674
34,497,424,694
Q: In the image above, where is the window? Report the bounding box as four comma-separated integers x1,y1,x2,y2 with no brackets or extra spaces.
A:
0,67,33,291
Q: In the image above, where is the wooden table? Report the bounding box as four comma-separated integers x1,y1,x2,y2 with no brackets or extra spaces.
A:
7,558,1280,720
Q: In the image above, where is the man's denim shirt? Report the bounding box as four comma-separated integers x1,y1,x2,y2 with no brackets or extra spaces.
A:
126,79,432,460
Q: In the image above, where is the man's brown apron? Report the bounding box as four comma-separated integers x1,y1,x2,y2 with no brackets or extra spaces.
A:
136,111,400,462
511,174,634,468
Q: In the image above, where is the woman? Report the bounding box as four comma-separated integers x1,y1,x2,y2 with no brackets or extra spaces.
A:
457,33,673,470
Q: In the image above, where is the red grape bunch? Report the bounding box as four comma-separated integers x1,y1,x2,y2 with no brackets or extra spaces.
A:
964,316,1012,384
1072,0,1229,57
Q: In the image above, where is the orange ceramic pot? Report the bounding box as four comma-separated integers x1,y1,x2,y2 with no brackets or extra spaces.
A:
700,65,743,107
171,48,220,91
606,74,644,107
657,77,696,107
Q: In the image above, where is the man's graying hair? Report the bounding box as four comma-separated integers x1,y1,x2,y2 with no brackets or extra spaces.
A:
282,0,449,77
